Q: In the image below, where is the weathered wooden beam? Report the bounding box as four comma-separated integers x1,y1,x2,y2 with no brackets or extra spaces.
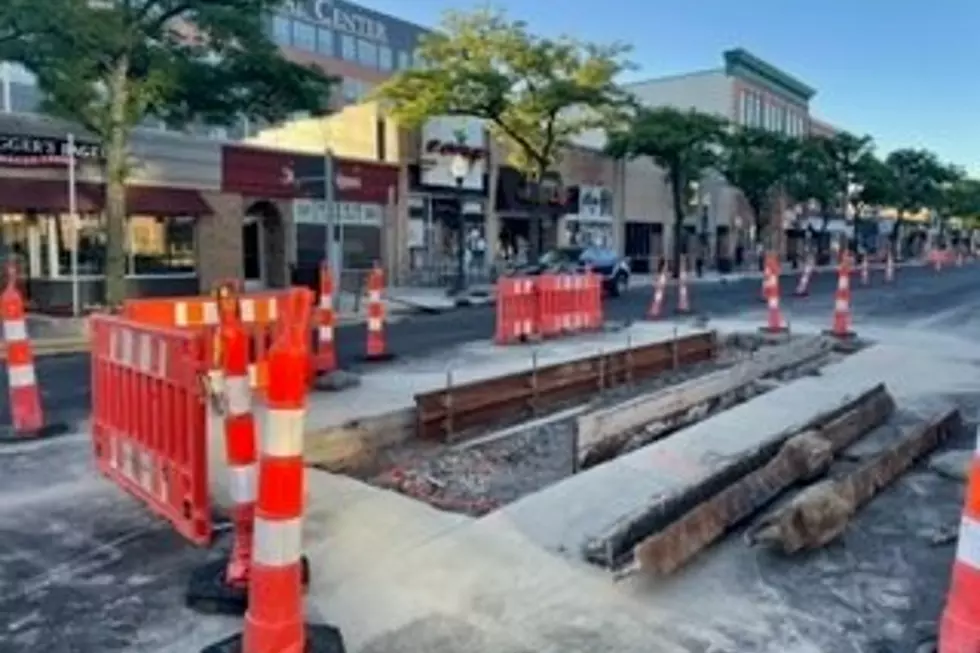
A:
584,383,894,571
748,407,962,554
575,337,832,469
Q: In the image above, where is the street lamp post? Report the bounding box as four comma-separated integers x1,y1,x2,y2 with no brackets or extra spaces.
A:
449,153,472,297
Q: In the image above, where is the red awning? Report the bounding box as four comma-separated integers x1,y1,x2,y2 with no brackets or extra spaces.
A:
0,177,210,216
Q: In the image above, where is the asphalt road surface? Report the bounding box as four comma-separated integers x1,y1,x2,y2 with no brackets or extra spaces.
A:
0,262,977,653
0,262,967,432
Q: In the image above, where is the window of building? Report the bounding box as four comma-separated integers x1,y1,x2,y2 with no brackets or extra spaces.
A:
292,20,316,51
9,81,40,113
341,77,360,103
271,14,292,46
316,27,333,56
127,216,196,275
397,50,411,70
740,90,749,125
341,34,356,61
357,39,378,68
378,45,393,71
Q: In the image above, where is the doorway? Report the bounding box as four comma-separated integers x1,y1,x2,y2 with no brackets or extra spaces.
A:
242,215,264,291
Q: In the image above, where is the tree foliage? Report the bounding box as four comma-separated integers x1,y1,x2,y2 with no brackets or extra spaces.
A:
946,178,980,221
820,132,874,214
852,153,898,211
605,106,726,272
0,0,336,306
786,136,836,216
373,8,632,180
884,148,956,219
718,127,797,248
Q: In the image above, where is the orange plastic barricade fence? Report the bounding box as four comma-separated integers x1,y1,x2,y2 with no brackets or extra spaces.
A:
584,271,603,330
90,314,212,546
495,276,538,344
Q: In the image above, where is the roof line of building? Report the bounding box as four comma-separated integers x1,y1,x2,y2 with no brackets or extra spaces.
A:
623,66,724,87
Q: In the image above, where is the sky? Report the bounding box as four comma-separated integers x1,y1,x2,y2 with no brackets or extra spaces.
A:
360,0,979,175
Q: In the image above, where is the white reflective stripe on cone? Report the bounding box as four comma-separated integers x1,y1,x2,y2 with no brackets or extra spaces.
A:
203,301,220,326
835,299,849,312
239,298,256,323
8,363,36,388
839,277,850,290
318,325,334,343
252,516,303,567
368,317,382,332
319,295,333,310
767,297,778,309
262,409,305,457
175,303,189,327
2,319,27,342
225,375,252,416
228,463,257,504
368,290,381,302
956,515,980,570
248,364,258,388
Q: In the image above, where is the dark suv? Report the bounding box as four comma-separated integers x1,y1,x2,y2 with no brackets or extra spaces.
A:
514,246,631,297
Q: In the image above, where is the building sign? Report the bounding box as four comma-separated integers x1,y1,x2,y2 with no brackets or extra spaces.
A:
0,134,103,167
293,198,384,227
574,185,614,221
303,0,388,43
419,116,487,192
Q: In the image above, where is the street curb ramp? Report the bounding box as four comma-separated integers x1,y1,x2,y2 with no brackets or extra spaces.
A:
582,383,894,572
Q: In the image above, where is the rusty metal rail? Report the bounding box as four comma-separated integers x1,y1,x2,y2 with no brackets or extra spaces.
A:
415,331,718,441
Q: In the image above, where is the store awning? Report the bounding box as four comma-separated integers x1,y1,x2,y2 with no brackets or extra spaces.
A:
0,178,210,216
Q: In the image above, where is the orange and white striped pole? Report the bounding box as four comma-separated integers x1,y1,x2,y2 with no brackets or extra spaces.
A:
760,253,787,334
860,254,870,286
675,256,691,314
315,262,337,374
202,288,343,652
1,262,44,437
646,261,668,320
365,263,388,360
188,284,259,615
793,253,814,297
827,254,855,339
938,426,980,652
884,251,895,283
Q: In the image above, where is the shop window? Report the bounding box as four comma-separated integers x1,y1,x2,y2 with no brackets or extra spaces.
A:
295,223,327,269
126,215,196,275
293,20,316,51
357,39,378,68
378,46,392,71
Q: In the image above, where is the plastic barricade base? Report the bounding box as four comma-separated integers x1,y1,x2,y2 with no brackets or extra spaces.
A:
90,314,212,547
200,623,347,653
186,556,312,616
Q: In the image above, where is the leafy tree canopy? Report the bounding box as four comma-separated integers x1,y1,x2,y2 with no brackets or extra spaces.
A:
884,148,958,217
853,152,899,210
0,0,336,306
786,136,836,212
372,8,632,178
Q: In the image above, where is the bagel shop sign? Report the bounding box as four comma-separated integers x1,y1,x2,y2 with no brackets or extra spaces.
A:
0,134,104,167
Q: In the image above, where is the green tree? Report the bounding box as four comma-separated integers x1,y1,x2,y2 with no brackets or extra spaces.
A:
852,152,898,214
0,0,335,306
605,106,727,275
372,8,632,258
820,132,874,218
884,148,954,233
718,127,798,252
946,178,980,222
786,136,836,229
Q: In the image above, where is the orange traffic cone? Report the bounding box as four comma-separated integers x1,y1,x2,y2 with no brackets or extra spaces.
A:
646,262,668,320
760,253,787,334
794,254,814,297
1,262,45,441
860,254,870,286
884,251,895,283
826,254,855,339
938,426,980,652
202,290,344,653
364,263,392,362
675,257,691,315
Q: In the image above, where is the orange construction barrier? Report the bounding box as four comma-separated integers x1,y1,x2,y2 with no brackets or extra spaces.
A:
315,262,337,374
186,284,260,615
495,276,537,344
202,293,345,653
938,427,980,653
793,254,814,297
1,262,45,439
827,254,855,339
583,270,603,330
760,253,787,333
646,262,668,320
364,263,389,361
90,313,211,545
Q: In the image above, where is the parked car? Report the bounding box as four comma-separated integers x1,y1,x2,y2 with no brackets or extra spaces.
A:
511,246,631,297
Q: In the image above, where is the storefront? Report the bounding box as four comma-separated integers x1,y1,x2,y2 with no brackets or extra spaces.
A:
560,184,616,249
0,117,221,312
405,116,489,283
493,166,570,265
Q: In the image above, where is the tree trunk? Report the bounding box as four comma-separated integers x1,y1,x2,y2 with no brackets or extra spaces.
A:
103,58,131,309
529,165,547,261
669,169,685,279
